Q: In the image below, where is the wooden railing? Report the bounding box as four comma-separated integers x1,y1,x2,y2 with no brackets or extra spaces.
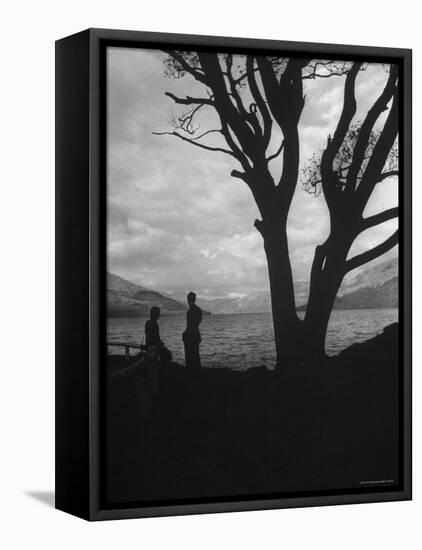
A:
107,341,142,360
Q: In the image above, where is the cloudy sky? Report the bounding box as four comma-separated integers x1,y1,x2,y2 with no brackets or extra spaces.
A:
107,48,398,299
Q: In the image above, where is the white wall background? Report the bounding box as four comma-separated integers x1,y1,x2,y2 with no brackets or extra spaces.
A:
0,1,419,548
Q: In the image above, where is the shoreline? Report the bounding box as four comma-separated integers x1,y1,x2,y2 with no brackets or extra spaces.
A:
107,306,399,319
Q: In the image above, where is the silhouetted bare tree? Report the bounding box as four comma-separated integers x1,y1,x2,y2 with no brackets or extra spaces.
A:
302,63,399,355
154,53,398,365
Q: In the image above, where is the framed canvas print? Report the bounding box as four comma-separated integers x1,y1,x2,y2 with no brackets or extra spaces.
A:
55,28,412,520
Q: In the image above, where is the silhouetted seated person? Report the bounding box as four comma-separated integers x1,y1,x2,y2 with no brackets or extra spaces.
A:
182,292,203,370
144,306,172,366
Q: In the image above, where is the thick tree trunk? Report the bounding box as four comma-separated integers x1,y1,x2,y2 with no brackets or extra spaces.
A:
304,234,352,358
260,214,300,369
304,267,343,357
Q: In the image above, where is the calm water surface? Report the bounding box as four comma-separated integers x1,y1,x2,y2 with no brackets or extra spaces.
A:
107,309,398,370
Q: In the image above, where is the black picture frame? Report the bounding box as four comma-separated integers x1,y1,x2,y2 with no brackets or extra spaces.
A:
56,28,412,521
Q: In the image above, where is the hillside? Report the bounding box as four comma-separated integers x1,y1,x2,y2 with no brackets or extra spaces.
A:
202,258,398,314
334,257,398,309
335,276,398,309
107,273,186,317
108,257,398,317
340,257,397,295
201,281,309,314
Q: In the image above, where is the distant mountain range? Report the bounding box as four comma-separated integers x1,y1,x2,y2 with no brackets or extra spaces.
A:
107,273,187,317
333,276,398,310
108,258,397,317
200,281,309,315
201,258,398,314
334,257,398,310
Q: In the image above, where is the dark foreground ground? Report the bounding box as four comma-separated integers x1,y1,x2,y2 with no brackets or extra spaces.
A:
105,323,400,505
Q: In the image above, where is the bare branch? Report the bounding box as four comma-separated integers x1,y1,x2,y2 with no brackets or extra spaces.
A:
303,71,348,79
377,170,399,182
224,55,263,141
165,91,214,106
152,131,235,157
170,103,204,134
362,169,399,189
303,60,351,80
231,169,247,181
358,87,399,206
345,230,398,272
189,129,222,141
198,52,257,162
232,68,254,86
321,62,362,172
360,207,399,231
225,55,249,118
320,62,361,206
303,123,398,198
220,121,253,173
163,51,207,84
346,65,398,190
267,140,285,162
262,58,309,205
247,56,272,148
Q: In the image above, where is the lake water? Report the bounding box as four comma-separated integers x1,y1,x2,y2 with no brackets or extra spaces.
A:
107,309,398,370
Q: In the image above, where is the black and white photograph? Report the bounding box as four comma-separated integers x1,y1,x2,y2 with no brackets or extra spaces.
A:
1,1,420,547
105,45,403,506
2,0,420,543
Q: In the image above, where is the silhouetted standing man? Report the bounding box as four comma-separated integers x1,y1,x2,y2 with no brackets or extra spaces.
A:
183,292,202,370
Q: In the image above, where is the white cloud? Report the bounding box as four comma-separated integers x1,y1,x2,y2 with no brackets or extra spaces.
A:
107,48,398,298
